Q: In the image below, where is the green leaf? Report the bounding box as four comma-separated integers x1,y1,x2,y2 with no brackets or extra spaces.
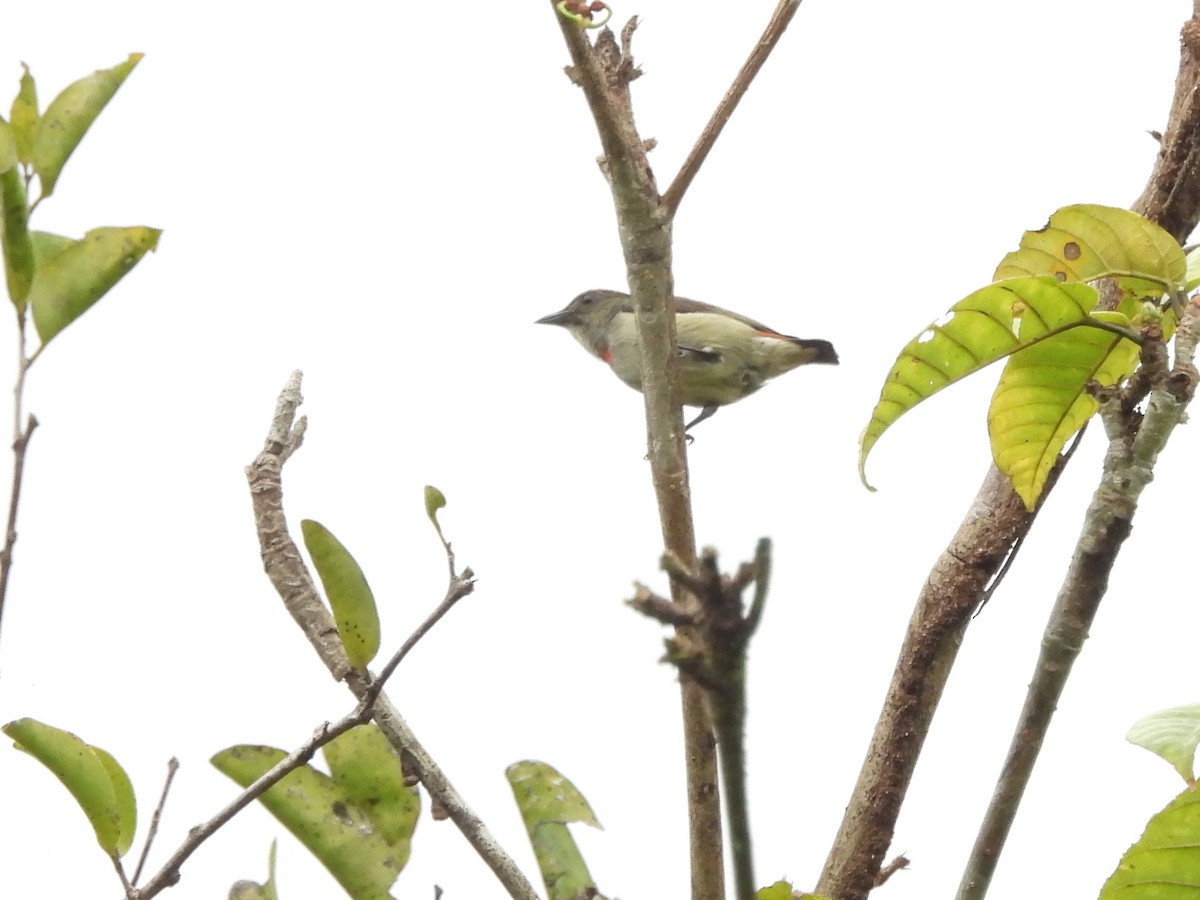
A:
423,485,446,543
32,53,142,199
29,225,161,347
301,520,381,669
1187,244,1200,292
994,204,1186,299
3,718,137,856
0,120,16,172
0,150,34,309
11,63,39,165
1127,704,1200,785
989,318,1139,510
507,760,604,900
858,277,1102,488
212,745,400,900
323,724,419,856
228,841,279,900
1099,788,1200,898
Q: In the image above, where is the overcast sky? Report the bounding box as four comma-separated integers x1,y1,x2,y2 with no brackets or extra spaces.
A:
0,2,1196,898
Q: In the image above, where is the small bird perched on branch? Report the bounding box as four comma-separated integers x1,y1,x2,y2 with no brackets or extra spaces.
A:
537,289,838,431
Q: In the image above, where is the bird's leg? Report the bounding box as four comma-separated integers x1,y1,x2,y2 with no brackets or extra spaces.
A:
684,404,719,434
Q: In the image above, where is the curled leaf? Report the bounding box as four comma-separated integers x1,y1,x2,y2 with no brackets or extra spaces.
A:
3,718,137,856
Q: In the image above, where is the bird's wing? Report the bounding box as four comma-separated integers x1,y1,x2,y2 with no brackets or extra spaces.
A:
673,296,782,336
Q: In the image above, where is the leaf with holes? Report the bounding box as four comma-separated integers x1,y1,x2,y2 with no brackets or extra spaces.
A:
989,313,1139,510
993,204,1185,300
1099,788,1200,898
859,276,1103,488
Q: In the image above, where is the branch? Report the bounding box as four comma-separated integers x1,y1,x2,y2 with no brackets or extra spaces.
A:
0,308,38,657
817,9,1200,897
554,10,724,899
244,373,538,900
661,0,804,215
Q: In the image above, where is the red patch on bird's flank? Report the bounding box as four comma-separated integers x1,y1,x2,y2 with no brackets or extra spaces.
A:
600,346,613,363
756,330,784,339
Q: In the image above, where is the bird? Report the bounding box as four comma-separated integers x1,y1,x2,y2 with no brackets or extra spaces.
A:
536,289,838,431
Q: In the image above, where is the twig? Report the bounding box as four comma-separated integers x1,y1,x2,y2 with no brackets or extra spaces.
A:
362,567,476,709
129,711,375,899
661,0,804,215
816,7,1200,896
0,303,38,657
245,373,539,900
131,757,179,884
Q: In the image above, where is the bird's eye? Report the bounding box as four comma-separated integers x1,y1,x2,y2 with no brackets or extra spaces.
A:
580,295,594,306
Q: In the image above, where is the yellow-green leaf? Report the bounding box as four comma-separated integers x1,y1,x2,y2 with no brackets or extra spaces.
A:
29,225,161,347
228,841,279,900
1127,704,1200,785
32,53,142,199
0,120,15,172
1186,244,1200,292
1099,788,1200,898
11,64,39,165
0,151,34,310
993,204,1185,299
507,760,604,900
423,485,446,543
301,520,381,669
3,718,137,856
859,277,1101,488
323,724,419,856
212,745,399,900
989,321,1139,510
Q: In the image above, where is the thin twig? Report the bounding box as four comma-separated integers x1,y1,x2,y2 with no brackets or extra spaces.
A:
0,303,38,656
131,757,179,884
129,712,375,899
661,0,804,215
362,569,476,709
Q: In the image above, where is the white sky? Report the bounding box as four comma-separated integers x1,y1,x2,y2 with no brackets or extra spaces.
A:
0,2,1196,898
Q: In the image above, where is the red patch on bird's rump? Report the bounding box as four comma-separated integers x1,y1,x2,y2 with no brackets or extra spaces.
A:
600,346,613,363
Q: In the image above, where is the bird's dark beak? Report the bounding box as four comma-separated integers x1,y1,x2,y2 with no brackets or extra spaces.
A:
535,308,574,327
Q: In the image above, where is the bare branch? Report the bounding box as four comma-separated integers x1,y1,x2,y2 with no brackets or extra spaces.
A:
131,757,180,884
662,0,804,215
